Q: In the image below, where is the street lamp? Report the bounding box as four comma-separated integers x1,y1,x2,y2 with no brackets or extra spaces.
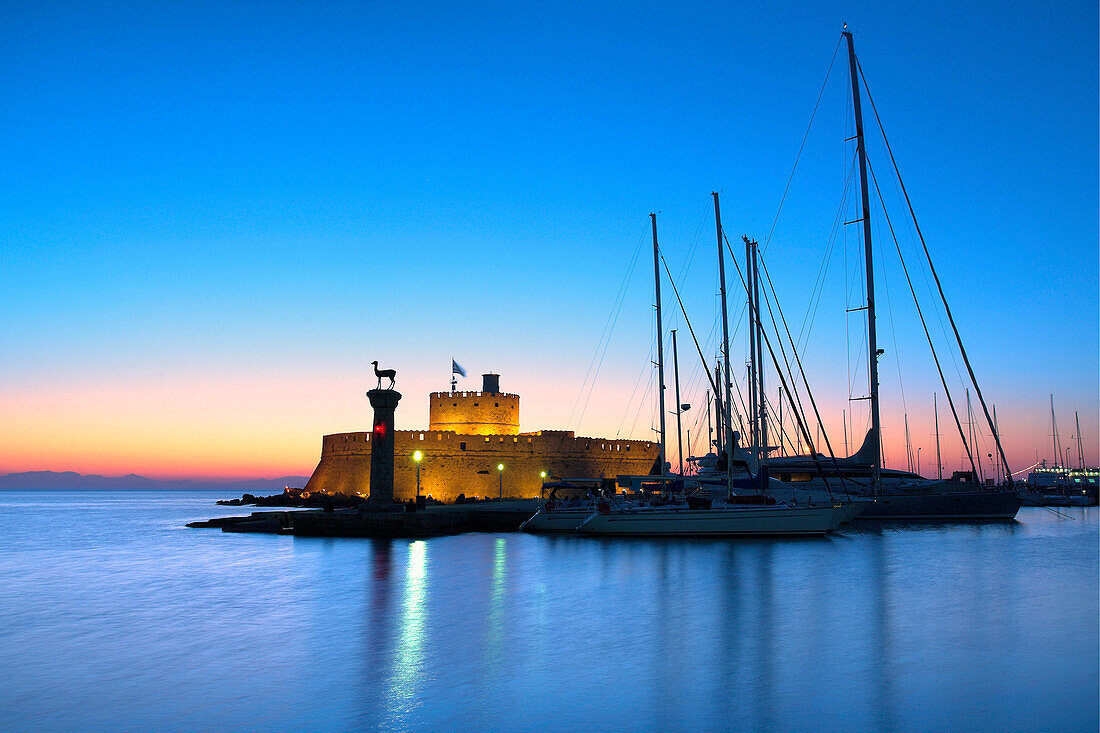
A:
497,463,504,500
413,450,423,498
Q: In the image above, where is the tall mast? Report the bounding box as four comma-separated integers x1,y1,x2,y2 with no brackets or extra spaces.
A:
904,413,913,473
993,404,1001,483
934,392,942,479
778,388,784,456
752,238,767,462
651,213,667,478
843,409,849,456
967,389,975,479
844,30,882,490
672,329,684,476
713,192,735,496
1050,394,1059,466
1076,410,1084,469
713,361,724,453
706,389,713,454
744,236,758,455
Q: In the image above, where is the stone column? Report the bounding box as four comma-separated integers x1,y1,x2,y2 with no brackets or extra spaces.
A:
366,389,402,505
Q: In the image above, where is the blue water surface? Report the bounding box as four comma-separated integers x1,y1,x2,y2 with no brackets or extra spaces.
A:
0,491,1096,732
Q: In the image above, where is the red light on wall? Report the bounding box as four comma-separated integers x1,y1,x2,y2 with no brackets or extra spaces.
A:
374,423,386,438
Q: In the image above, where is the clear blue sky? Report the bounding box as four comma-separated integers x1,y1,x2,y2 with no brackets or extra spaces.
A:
0,0,1096,477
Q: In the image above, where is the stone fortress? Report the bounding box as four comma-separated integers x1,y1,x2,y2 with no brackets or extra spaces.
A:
303,373,660,503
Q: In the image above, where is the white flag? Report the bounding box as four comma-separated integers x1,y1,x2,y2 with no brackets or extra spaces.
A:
452,359,467,377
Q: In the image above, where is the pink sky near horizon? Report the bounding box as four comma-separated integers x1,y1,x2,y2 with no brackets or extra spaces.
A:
1,360,1094,481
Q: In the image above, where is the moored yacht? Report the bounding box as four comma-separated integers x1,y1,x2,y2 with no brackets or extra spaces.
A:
576,500,848,537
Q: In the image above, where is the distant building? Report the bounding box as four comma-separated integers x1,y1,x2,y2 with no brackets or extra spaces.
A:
304,373,659,502
1027,464,1099,492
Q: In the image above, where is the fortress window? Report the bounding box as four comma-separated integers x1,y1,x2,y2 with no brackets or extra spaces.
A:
419,433,424,440
460,442,466,451
474,402,479,406
485,437,490,443
513,437,518,443
495,402,499,406
626,445,630,451
453,403,457,406
527,438,532,443
499,437,504,443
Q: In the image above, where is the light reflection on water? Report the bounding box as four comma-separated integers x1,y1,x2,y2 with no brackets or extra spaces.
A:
388,540,428,721
0,491,1096,732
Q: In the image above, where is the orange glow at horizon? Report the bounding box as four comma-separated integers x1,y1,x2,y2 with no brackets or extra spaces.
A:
0,364,1093,480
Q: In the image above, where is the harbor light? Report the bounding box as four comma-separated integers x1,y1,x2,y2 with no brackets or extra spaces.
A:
498,463,504,500
414,450,423,498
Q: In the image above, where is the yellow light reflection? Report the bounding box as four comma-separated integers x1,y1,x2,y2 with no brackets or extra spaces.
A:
486,538,506,665
388,540,428,716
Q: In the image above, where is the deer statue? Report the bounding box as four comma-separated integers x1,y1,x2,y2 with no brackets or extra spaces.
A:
372,361,397,390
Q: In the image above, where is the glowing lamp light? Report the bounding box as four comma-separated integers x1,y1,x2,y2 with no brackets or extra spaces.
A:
498,463,504,471
540,471,547,478
414,450,423,462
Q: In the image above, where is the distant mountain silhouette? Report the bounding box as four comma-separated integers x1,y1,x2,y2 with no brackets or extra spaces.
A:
0,471,310,492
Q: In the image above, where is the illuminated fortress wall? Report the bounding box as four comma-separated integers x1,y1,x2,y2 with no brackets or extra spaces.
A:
428,390,520,435
303,373,659,502
303,429,659,502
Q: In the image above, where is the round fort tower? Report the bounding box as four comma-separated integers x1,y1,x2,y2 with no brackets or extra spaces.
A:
428,373,520,435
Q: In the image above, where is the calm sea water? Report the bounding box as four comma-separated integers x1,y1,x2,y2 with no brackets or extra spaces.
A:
0,490,1096,732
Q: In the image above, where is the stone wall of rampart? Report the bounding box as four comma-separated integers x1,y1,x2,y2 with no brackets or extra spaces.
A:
428,391,520,435
304,429,659,503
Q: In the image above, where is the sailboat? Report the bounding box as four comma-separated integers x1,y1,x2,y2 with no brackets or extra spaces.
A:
577,211,852,536
763,30,1021,520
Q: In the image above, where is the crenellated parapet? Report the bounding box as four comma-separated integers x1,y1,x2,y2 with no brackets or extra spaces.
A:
428,390,520,435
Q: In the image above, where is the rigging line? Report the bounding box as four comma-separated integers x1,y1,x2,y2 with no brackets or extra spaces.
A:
630,368,656,440
567,228,645,429
574,233,646,431
614,335,655,437
704,262,750,438
901,176,969,393
867,158,977,478
857,56,1012,483
880,142,967,391
759,389,798,460
797,150,860,351
677,209,710,283
724,233,838,494
844,166,852,415
754,258,813,442
870,181,909,420
756,253,849,494
763,35,844,252
660,255,720,396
